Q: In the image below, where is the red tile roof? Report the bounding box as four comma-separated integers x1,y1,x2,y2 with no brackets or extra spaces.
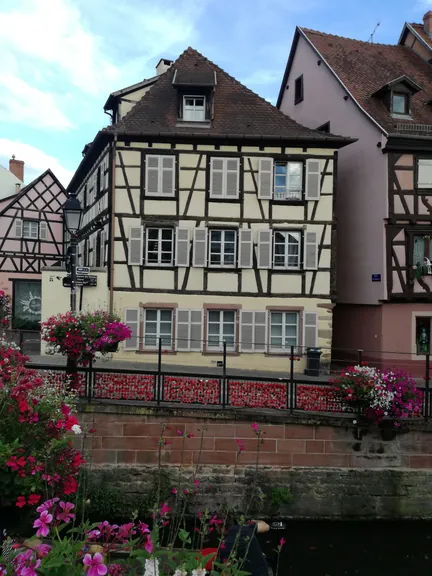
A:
107,47,350,145
301,28,432,134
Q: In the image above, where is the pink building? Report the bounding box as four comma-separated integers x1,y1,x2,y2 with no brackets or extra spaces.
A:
0,157,66,341
277,12,432,373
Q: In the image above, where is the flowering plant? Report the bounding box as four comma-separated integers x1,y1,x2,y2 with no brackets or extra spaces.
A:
0,290,12,328
40,311,131,365
331,365,423,425
0,342,84,508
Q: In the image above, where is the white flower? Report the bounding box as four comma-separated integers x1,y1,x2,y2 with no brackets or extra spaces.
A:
192,570,207,576
353,420,357,425
71,424,82,435
144,558,160,576
174,571,187,576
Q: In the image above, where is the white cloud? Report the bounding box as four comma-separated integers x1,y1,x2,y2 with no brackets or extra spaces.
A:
0,139,74,186
242,69,282,86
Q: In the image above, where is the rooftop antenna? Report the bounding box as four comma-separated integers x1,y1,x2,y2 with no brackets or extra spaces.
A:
369,21,380,43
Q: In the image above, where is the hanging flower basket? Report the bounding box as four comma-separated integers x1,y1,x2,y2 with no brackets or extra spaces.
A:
103,341,119,353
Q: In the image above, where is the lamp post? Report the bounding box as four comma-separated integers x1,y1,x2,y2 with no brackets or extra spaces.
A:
63,192,83,313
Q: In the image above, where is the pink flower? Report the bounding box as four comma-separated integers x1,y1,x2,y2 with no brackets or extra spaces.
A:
236,439,245,452
56,501,75,523
37,498,59,513
194,479,200,488
279,537,286,547
83,552,108,576
251,422,260,433
171,487,177,494
35,544,51,558
33,510,53,538
177,429,183,436
209,515,223,526
145,534,153,554
137,522,150,535
160,502,171,516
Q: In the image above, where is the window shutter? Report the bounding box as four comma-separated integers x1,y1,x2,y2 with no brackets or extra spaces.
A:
124,308,140,350
226,159,239,198
254,311,267,353
258,229,272,269
15,218,22,238
176,309,203,351
305,159,321,200
193,228,207,267
303,311,318,350
92,236,97,267
100,230,105,267
161,156,175,196
210,158,224,198
304,230,318,270
258,158,274,199
190,309,203,351
239,229,253,268
128,226,143,265
146,156,160,195
175,227,190,267
414,237,425,265
39,221,48,240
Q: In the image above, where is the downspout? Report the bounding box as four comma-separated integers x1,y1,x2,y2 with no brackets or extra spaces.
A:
109,134,117,313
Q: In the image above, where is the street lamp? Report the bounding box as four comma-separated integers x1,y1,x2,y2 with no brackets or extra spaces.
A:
63,192,82,314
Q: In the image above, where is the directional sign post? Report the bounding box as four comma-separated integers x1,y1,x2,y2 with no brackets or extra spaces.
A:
63,275,97,288
76,266,90,275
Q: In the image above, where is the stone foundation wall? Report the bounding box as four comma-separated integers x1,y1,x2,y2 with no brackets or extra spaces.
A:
77,404,432,519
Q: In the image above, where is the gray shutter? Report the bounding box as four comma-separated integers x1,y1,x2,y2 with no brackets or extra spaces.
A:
414,237,425,265
303,311,318,350
193,228,207,267
239,229,253,268
100,230,105,267
210,158,224,198
128,226,143,265
124,308,140,350
176,309,190,351
88,236,94,267
15,218,22,238
161,156,175,196
254,311,267,353
304,230,318,270
190,309,203,351
305,159,321,200
146,155,160,195
39,221,48,240
240,311,254,352
258,229,272,269
175,227,189,267
226,159,239,198
258,158,273,199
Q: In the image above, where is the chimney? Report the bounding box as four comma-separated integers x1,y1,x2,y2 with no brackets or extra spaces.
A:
9,155,24,182
155,58,173,76
424,11,432,36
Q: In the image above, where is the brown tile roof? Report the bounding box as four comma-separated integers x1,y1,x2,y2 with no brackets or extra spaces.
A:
106,47,351,145
301,28,432,134
410,23,432,50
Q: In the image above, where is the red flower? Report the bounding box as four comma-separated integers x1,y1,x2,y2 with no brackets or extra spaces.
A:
28,494,41,506
16,496,26,508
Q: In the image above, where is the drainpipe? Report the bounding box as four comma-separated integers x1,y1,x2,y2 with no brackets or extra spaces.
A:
109,134,117,313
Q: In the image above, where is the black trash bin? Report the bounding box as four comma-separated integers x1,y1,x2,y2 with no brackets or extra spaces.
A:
305,347,322,376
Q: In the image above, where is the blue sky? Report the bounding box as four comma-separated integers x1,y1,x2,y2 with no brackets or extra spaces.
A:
0,0,429,186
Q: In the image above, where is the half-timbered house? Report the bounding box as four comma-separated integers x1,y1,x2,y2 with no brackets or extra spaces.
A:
277,12,432,369
66,47,352,372
0,161,66,332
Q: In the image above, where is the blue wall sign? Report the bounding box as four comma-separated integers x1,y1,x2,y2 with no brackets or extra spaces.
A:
372,274,381,282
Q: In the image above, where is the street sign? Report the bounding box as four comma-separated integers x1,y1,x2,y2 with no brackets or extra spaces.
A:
62,275,97,288
371,274,381,282
77,266,90,275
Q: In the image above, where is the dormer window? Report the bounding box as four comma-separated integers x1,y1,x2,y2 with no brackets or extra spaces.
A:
392,92,409,115
183,96,205,121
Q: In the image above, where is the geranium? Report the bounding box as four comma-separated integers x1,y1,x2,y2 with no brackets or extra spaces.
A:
83,552,108,576
33,510,53,537
56,501,75,523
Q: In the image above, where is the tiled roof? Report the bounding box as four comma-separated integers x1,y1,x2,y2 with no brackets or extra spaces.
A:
106,47,351,144
301,28,432,134
410,23,432,50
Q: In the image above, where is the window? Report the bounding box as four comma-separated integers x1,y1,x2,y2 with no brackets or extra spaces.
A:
146,228,174,266
294,75,304,104
146,155,175,197
413,235,432,267
417,159,432,189
270,311,299,353
416,317,431,355
207,310,236,351
273,231,301,269
23,220,39,239
183,96,205,121
392,92,409,115
210,158,239,198
274,162,303,200
209,229,236,267
144,309,173,348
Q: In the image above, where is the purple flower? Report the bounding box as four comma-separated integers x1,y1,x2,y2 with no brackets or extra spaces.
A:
56,501,75,523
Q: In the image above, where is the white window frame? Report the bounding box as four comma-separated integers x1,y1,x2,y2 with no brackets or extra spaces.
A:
23,220,39,240
143,308,173,350
183,95,206,122
273,231,301,270
269,311,299,354
417,159,432,190
145,227,174,267
206,309,236,352
274,161,303,201
208,229,237,268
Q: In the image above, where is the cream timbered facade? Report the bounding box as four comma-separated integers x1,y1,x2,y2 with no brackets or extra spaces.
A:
67,48,352,372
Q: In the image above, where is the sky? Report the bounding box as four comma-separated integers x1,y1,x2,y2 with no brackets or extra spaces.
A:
0,0,429,186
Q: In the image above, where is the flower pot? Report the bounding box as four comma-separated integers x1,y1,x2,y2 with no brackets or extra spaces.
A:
103,341,119,353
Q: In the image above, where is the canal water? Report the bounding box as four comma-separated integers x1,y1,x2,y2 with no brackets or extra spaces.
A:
259,520,432,575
